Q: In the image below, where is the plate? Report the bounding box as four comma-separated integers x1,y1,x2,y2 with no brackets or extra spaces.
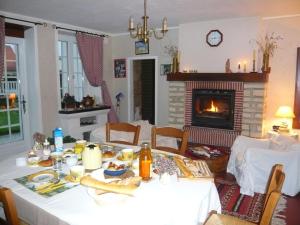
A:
86,170,135,206
28,170,58,183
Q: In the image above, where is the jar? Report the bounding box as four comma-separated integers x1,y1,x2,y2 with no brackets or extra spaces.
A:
139,142,153,181
82,144,102,170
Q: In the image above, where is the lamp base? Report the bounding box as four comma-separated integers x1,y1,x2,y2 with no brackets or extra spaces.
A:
278,127,290,133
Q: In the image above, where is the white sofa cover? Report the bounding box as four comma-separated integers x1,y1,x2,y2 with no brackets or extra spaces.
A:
227,135,300,196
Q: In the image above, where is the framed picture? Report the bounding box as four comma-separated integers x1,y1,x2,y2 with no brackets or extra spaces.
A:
135,41,149,55
160,64,171,76
114,59,126,78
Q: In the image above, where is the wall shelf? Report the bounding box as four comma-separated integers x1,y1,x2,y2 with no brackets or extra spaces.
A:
167,72,269,83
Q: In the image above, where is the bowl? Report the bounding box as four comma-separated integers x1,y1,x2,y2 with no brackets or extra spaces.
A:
103,162,127,176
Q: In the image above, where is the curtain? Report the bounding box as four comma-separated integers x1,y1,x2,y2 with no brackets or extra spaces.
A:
0,17,5,82
76,32,118,122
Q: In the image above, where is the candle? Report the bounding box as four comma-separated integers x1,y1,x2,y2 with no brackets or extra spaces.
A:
162,17,168,31
243,61,247,72
129,16,134,30
253,50,256,60
238,63,241,71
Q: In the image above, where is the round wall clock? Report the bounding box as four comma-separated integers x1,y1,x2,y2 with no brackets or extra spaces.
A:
206,30,223,47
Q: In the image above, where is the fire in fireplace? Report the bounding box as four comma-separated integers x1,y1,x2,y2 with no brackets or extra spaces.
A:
192,89,235,129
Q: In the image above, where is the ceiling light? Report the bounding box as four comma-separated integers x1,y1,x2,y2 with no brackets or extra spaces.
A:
128,0,168,43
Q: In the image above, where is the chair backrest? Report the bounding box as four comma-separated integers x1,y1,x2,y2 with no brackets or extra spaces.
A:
259,191,281,225
0,187,19,225
264,164,285,208
106,122,141,145
151,126,189,155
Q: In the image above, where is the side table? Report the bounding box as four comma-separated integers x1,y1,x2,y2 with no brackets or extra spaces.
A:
200,154,229,173
185,145,230,173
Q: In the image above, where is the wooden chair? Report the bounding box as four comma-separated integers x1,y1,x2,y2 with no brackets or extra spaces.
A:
106,122,141,145
151,126,189,155
204,191,281,225
264,164,285,208
0,187,19,225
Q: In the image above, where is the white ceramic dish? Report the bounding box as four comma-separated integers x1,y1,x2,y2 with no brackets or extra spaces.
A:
86,169,130,205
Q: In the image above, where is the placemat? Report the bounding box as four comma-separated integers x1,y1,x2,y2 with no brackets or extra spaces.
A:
15,169,79,197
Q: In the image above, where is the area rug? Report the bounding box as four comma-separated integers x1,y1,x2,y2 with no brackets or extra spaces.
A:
215,180,287,225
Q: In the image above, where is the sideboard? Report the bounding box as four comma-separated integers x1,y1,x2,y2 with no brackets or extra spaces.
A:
59,106,110,140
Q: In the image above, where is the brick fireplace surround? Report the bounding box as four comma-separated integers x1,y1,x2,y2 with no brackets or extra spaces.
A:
168,73,268,147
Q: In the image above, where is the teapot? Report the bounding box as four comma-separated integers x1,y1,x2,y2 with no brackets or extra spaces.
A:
82,144,102,170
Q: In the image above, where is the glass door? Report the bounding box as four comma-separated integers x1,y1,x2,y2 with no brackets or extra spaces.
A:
0,37,29,152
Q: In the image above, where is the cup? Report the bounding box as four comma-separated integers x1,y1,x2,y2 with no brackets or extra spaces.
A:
51,152,63,171
16,157,27,167
65,154,78,167
70,165,85,182
121,148,134,161
27,157,40,167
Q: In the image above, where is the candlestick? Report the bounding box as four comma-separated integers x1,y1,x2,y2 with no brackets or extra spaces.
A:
252,59,256,72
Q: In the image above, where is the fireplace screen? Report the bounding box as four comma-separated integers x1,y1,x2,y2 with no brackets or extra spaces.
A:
192,89,235,129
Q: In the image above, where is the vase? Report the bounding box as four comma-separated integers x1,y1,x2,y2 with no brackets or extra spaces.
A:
172,56,179,73
262,52,270,72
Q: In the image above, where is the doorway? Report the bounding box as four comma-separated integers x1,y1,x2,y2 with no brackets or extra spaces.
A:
128,57,158,124
0,37,30,155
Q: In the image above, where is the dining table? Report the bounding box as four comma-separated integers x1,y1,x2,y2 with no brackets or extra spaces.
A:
0,143,221,225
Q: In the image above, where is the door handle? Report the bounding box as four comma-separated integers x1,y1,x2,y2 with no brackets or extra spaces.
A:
21,95,27,113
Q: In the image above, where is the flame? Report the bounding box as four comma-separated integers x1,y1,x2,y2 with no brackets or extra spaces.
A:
206,101,218,112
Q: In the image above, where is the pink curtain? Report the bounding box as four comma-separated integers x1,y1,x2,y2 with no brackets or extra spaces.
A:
76,32,118,122
0,17,4,82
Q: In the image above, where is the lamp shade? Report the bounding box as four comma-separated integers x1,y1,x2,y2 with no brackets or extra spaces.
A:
275,106,295,118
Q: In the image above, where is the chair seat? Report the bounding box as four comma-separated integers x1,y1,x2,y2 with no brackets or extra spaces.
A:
205,213,255,225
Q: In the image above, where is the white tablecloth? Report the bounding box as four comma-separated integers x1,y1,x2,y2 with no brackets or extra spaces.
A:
0,149,221,225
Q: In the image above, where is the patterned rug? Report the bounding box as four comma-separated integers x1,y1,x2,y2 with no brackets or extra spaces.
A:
215,179,287,225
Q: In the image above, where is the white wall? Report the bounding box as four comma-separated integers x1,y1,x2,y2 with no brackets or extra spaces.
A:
111,29,178,125
178,16,300,135
262,16,300,134
179,17,261,73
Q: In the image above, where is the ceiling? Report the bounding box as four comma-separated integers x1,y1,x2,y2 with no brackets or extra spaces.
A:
1,0,300,35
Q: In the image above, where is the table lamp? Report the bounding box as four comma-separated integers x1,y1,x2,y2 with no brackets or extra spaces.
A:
275,106,295,132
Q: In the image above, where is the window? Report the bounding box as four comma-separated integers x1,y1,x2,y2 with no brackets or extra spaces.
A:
58,34,101,107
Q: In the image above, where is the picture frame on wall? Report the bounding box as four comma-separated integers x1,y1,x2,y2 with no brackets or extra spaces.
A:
135,41,149,55
114,59,126,78
160,64,171,76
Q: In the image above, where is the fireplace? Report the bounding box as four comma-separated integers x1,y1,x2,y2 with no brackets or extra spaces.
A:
192,89,235,129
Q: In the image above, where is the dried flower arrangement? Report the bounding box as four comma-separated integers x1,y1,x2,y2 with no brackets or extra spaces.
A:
256,32,283,57
164,45,178,58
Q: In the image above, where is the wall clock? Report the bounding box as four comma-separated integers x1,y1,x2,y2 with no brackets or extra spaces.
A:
206,30,223,47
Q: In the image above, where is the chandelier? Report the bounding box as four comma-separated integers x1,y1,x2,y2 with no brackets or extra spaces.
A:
128,0,168,43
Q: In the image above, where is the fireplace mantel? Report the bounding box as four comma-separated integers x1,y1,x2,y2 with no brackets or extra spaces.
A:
167,72,269,82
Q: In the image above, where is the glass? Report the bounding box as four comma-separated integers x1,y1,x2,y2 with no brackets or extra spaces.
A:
51,152,63,171
139,142,152,181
